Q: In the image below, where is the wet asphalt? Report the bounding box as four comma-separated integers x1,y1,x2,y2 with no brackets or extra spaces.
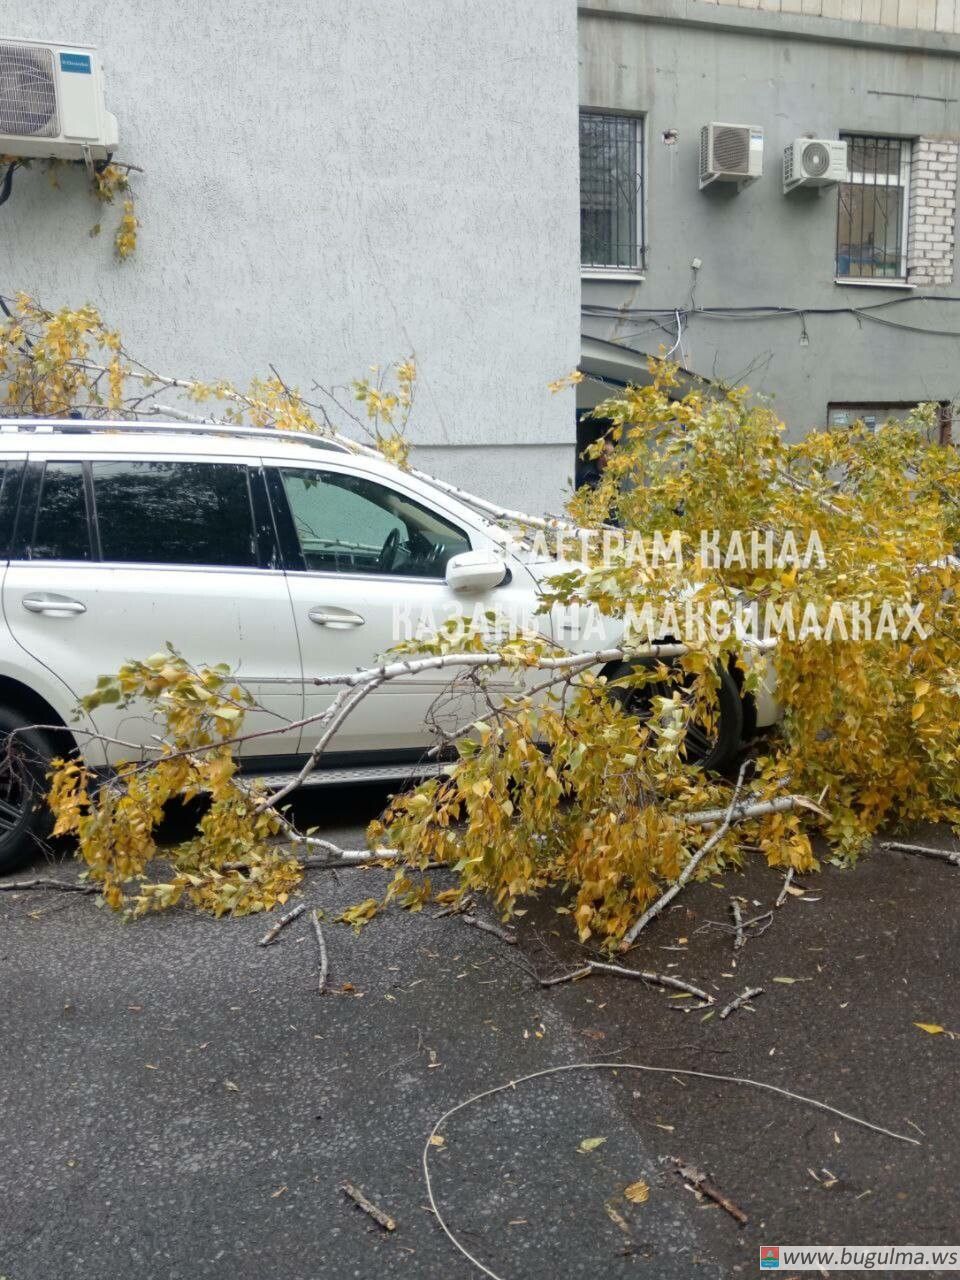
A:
1,788,959,1280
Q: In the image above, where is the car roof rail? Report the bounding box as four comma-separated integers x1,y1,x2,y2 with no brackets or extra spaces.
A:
0,416,352,454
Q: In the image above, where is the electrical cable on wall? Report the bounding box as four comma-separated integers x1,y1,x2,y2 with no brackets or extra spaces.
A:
582,293,960,341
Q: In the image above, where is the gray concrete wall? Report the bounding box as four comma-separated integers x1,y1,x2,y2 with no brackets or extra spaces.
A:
579,0,960,433
0,0,580,512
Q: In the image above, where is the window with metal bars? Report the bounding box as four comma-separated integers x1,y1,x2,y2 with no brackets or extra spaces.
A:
836,135,911,281
580,111,643,271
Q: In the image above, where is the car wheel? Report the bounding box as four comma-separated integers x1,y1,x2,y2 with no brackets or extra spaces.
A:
604,659,743,772
0,708,57,875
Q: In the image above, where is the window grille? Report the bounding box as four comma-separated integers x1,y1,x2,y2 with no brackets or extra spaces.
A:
836,135,911,281
580,112,643,270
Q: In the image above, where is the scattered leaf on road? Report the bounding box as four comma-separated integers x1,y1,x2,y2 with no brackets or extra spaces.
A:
625,1179,650,1204
578,1136,606,1153
915,1022,945,1035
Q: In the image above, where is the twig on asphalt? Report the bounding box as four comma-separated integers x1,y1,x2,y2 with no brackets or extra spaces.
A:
312,909,329,994
775,867,795,907
621,763,750,947
0,877,98,894
731,898,745,951
257,901,306,946
673,1158,748,1226
421,1061,919,1280
460,914,517,945
719,987,765,1020
435,895,474,919
340,1182,396,1231
540,961,713,1004
695,909,773,941
880,841,960,867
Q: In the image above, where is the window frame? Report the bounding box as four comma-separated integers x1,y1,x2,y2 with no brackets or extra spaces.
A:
579,108,645,275
10,458,95,563
10,456,277,570
89,458,273,572
264,464,474,583
836,134,912,284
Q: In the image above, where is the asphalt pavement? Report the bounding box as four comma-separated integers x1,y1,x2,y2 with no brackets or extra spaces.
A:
2,788,959,1279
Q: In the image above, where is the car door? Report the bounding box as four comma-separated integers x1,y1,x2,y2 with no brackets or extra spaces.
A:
264,460,542,759
2,453,304,765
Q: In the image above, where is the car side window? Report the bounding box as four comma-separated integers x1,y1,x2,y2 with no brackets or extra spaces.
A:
12,461,91,561
272,468,471,577
92,461,260,568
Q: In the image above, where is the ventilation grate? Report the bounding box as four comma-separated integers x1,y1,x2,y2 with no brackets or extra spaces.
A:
711,126,750,175
801,140,831,178
0,44,58,138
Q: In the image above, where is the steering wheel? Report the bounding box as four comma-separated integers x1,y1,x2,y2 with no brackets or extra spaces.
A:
378,527,401,573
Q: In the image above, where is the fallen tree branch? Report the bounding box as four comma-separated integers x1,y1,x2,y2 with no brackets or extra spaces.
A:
684,794,827,829
719,987,764,1020
0,877,98,895
621,764,750,947
340,1182,396,1232
421,1061,920,1280
730,898,745,951
539,961,713,1004
257,901,306,946
775,867,795,907
435,895,474,918
672,1158,748,1226
460,914,517,945
312,909,329,994
880,840,960,867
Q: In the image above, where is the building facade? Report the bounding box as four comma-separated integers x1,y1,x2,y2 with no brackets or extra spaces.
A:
578,0,960,460
0,1,581,513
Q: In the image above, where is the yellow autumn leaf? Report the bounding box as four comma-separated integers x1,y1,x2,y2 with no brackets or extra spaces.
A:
914,1022,944,1035
624,1179,650,1204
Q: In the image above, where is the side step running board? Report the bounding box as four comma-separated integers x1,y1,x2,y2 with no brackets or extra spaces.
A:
244,759,452,790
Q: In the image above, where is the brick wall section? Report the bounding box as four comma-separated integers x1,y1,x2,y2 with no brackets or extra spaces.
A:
907,138,959,285
700,0,960,33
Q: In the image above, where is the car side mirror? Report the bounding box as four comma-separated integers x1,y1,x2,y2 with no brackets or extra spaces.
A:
445,549,508,592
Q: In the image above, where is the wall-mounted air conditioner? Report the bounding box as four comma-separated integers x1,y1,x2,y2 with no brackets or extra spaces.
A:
699,123,763,190
0,38,118,162
783,138,847,192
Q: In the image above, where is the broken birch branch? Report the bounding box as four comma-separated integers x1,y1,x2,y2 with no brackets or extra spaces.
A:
673,1159,748,1226
731,899,745,951
460,914,517,945
540,961,713,1004
719,987,764,1020
257,901,306,946
0,877,98,894
312,909,329,994
621,764,749,947
340,1182,396,1232
880,841,960,867
775,867,795,907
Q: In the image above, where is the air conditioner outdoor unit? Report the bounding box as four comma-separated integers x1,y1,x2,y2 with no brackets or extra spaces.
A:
783,138,847,192
0,38,117,161
699,123,763,190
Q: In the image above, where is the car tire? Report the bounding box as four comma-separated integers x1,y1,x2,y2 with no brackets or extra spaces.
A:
0,707,57,875
604,658,743,772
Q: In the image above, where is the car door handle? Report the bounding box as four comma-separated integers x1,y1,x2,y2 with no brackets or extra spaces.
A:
22,593,87,616
308,606,365,627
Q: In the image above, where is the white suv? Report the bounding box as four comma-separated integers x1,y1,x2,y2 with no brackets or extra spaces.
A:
0,420,776,872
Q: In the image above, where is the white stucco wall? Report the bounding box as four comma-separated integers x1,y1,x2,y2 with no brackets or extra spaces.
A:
0,1,580,512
